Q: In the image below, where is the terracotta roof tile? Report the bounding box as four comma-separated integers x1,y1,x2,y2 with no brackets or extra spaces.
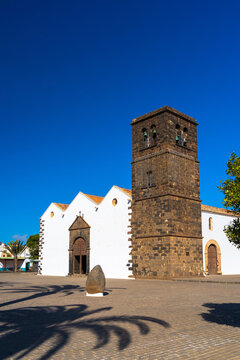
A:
54,203,69,211
84,194,104,204
115,186,132,197
201,204,238,217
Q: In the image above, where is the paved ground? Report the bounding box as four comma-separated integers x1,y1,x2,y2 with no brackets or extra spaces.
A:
0,273,240,360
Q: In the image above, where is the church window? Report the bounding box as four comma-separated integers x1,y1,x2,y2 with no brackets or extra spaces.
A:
147,171,154,188
142,128,149,148
50,211,54,218
209,217,213,230
112,198,118,206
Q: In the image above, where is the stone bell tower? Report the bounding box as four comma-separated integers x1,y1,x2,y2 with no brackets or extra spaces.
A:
130,106,203,278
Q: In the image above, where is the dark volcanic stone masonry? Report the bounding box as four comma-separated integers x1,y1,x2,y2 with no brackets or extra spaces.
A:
130,106,203,279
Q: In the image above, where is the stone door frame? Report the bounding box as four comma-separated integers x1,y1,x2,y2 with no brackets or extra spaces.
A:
69,216,90,275
204,239,222,275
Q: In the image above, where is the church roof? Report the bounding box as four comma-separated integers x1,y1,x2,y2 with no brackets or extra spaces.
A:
201,204,237,217
53,196,236,217
54,203,69,211
52,186,130,211
131,105,197,125
83,194,104,204
115,186,132,197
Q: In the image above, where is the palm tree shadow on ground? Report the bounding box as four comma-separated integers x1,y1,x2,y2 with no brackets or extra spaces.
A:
200,303,240,327
0,304,170,359
0,284,127,307
0,284,85,308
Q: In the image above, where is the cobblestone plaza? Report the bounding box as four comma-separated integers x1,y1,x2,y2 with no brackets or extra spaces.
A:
0,273,240,359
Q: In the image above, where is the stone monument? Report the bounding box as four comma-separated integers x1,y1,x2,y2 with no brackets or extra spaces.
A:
86,265,105,296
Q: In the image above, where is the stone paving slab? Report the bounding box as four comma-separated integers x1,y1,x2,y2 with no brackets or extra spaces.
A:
0,273,240,359
173,275,240,284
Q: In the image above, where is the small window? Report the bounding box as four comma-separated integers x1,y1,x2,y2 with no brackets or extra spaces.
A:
209,217,213,230
112,198,118,206
50,211,54,218
147,171,154,188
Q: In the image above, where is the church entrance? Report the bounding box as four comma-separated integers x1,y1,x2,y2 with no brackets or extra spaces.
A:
69,215,90,276
73,238,87,274
208,244,217,274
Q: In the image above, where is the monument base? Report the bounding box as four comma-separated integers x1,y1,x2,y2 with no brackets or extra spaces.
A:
86,292,104,297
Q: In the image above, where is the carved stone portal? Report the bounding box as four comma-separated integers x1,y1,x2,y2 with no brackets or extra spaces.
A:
69,216,90,275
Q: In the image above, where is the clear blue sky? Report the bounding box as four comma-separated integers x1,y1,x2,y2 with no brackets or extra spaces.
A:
1,0,240,243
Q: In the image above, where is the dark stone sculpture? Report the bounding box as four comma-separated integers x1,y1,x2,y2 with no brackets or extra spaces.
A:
86,265,105,295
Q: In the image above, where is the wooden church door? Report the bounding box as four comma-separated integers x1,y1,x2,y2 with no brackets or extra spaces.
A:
208,244,217,274
73,238,87,274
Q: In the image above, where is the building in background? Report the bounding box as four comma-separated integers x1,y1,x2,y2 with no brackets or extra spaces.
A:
0,245,31,272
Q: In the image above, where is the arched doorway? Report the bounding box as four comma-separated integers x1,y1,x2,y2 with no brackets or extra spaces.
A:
204,239,222,275
69,215,90,275
208,244,217,274
73,238,87,274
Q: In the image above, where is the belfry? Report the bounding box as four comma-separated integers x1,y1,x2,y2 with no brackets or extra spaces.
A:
130,106,203,278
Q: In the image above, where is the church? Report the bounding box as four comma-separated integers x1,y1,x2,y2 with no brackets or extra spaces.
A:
39,106,240,278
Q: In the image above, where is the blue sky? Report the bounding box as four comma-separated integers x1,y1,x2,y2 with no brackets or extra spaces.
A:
1,0,239,243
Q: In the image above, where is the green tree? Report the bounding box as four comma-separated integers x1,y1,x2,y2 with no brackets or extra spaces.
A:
5,240,26,272
26,234,39,260
218,152,240,249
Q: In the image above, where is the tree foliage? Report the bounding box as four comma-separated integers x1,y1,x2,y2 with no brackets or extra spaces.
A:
218,152,240,249
26,234,39,259
5,240,26,272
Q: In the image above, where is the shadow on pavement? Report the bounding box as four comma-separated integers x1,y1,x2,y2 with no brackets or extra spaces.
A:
0,304,170,359
201,303,240,327
0,284,84,308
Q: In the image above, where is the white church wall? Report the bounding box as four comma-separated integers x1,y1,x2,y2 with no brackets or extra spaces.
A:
41,194,98,276
40,186,132,279
89,186,131,279
41,203,67,276
202,210,240,275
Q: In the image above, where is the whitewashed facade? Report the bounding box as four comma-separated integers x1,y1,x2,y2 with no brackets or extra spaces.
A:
39,186,132,278
39,187,240,278
201,205,240,275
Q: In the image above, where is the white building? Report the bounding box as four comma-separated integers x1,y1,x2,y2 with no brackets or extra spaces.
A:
0,244,31,272
39,186,132,279
39,186,240,278
201,205,239,275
